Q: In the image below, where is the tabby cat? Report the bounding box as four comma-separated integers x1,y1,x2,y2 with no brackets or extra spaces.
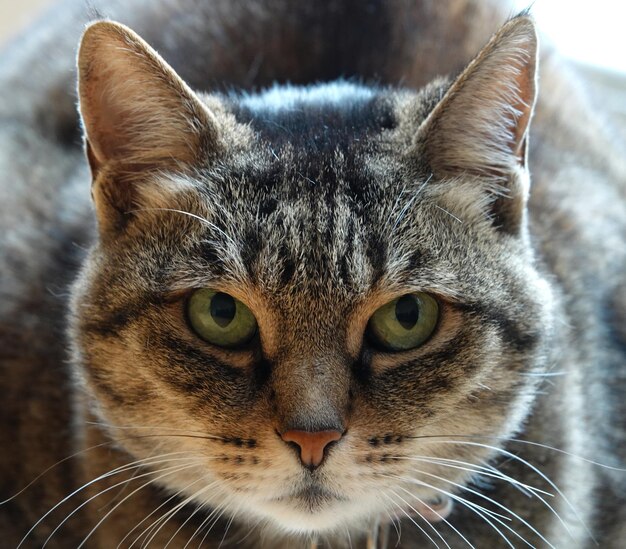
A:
1,0,625,547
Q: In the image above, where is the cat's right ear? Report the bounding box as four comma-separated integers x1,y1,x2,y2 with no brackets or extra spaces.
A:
77,21,219,232
415,15,538,235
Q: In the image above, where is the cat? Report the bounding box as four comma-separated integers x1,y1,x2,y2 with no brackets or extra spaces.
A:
1,0,625,547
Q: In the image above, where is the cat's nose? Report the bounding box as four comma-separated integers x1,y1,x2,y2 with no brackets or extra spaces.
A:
280,429,344,470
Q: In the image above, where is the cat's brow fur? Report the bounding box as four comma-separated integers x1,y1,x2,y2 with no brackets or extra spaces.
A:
1,1,625,548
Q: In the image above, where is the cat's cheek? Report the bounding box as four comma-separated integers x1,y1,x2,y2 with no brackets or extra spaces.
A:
75,335,160,412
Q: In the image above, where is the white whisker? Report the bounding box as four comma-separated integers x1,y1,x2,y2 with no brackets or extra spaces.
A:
196,496,235,548
129,208,239,251
394,466,553,548
391,177,431,234
393,484,475,549
229,514,265,547
408,465,554,547
344,525,354,549
383,474,515,549
430,440,589,541
183,503,226,549
78,460,206,548
520,371,566,378
433,204,462,223
398,455,553,497
138,482,218,549
18,452,198,548
46,460,200,548
381,490,441,548
217,501,240,549
1,436,181,507
118,476,207,548
163,480,224,548
390,488,452,549
84,420,227,441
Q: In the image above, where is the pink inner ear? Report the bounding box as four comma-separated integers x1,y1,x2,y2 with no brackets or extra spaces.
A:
81,82,132,169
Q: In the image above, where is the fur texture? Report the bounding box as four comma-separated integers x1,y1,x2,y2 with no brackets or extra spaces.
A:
0,1,625,547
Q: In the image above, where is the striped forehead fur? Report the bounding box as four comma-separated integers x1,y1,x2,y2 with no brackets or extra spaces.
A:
122,79,464,297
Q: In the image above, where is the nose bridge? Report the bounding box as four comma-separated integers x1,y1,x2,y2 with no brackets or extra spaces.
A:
271,351,351,433
269,300,352,431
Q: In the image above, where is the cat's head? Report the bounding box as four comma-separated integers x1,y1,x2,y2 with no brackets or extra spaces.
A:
70,16,553,535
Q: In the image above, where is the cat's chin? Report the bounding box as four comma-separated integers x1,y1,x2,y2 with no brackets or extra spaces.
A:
252,494,380,534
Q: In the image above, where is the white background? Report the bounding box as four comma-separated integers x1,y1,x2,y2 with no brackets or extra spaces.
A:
516,0,626,73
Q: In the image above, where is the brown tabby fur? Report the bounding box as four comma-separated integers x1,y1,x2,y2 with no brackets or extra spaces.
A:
1,1,625,547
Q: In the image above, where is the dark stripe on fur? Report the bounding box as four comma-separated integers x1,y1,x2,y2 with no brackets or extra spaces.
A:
80,294,163,337
156,335,250,403
456,302,541,353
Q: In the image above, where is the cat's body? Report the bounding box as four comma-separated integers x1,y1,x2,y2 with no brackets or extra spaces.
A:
1,0,625,547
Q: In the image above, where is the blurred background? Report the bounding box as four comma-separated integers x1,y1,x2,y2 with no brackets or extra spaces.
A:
517,0,626,74
0,0,52,46
1,0,624,132
2,1,625,73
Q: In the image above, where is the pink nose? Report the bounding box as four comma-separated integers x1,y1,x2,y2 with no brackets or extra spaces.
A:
280,429,343,469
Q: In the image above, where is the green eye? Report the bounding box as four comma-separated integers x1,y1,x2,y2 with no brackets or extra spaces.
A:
367,293,439,352
187,289,257,348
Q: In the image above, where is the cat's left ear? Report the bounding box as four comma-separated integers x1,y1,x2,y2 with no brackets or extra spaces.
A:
77,21,221,234
417,15,538,234
78,21,218,174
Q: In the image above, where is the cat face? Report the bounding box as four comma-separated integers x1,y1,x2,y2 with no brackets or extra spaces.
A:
70,17,554,534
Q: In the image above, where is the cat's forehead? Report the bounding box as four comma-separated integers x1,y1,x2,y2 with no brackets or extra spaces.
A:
186,84,405,296
204,154,392,298
185,154,436,302
229,82,397,153
161,81,496,300
216,83,421,213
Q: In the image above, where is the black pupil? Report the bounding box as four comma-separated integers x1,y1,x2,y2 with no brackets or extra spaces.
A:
395,295,419,330
210,293,237,328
